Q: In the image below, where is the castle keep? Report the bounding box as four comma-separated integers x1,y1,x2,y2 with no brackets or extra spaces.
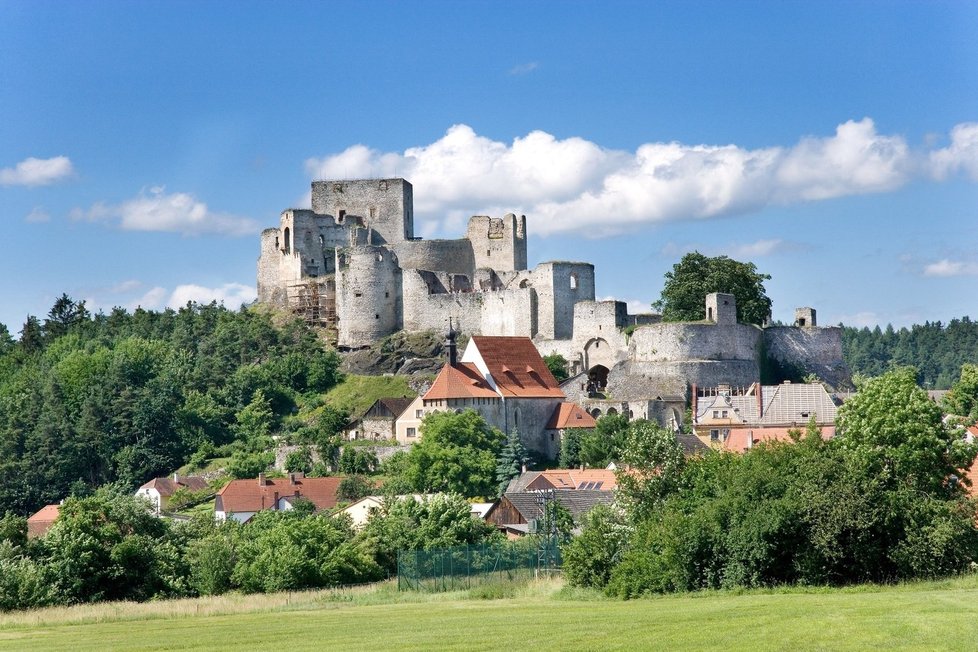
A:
258,178,851,402
258,178,593,348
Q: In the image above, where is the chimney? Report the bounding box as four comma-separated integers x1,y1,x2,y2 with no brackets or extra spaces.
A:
289,472,297,485
691,383,698,420
273,491,279,509
756,385,763,420
746,430,754,450
445,318,458,367
258,473,266,486
173,472,179,483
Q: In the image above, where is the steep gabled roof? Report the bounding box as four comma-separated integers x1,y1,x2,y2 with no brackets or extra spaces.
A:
468,336,564,398
546,402,597,430
362,397,415,419
27,504,60,538
215,475,342,515
424,362,498,400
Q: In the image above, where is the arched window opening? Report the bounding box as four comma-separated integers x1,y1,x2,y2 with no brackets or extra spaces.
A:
570,273,578,290
283,227,291,254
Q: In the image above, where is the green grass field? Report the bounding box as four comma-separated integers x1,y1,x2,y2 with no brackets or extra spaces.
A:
4,576,978,651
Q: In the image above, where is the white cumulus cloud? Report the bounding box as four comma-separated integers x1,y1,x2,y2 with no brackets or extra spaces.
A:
0,156,75,186
304,120,973,238
923,259,978,277
87,281,257,313
168,283,256,308
930,122,978,181
71,187,258,236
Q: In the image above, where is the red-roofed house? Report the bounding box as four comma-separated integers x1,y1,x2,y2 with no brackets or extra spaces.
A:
27,504,61,539
396,333,581,459
722,426,837,453
214,473,342,523
136,474,210,515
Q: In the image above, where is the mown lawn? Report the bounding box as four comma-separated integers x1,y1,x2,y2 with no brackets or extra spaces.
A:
4,577,978,651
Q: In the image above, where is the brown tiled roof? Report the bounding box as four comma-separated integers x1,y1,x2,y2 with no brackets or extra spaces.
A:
139,475,209,497
362,397,415,419
424,362,498,400
509,468,617,492
27,504,60,538
723,426,836,453
215,475,342,514
470,336,564,398
546,402,597,429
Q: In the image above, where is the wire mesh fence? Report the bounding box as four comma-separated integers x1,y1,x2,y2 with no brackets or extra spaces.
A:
397,540,561,592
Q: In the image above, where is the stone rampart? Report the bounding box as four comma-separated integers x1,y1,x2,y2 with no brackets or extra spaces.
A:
392,238,475,275
629,322,761,364
763,326,852,389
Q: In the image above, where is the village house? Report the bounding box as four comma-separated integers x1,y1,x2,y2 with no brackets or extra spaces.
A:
504,468,617,493
484,489,615,538
692,381,839,449
214,473,342,523
394,330,588,459
26,503,60,539
135,474,209,515
348,397,414,440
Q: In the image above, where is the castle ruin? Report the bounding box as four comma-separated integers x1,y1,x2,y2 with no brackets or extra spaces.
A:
258,178,851,399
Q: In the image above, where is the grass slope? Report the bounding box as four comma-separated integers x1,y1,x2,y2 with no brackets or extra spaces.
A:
320,374,416,420
4,577,978,651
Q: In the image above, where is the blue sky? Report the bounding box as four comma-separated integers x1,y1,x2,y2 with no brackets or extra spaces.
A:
1,1,976,334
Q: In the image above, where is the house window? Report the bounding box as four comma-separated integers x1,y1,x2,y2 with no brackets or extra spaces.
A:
416,409,423,418
722,429,730,441
407,427,416,438
710,429,720,441
721,410,728,418
713,410,719,418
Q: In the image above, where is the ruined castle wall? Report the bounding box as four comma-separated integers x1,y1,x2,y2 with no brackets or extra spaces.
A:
336,245,402,348
311,178,413,245
392,239,475,276
480,288,536,337
629,322,761,364
468,213,527,272
401,271,484,335
257,228,286,305
532,262,595,340
763,326,852,389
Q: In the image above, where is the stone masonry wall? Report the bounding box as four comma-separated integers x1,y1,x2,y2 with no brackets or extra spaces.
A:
392,238,475,275
311,178,413,245
763,326,852,389
467,213,527,272
336,245,402,348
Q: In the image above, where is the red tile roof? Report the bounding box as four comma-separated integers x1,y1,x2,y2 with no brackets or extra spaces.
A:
516,468,618,492
27,504,60,538
215,475,342,515
139,475,209,497
546,402,597,430
723,426,836,453
424,362,499,401
469,336,564,398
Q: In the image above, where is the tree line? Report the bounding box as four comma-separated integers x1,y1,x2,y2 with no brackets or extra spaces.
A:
842,318,978,389
0,490,499,611
563,367,978,595
0,296,343,516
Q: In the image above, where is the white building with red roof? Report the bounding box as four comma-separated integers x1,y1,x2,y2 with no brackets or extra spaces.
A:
136,473,210,515
396,332,591,459
214,473,342,523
